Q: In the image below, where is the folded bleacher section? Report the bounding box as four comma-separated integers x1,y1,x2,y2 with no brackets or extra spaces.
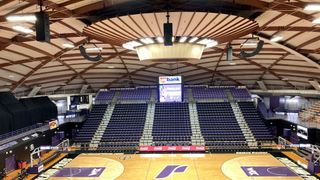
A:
74,104,108,143
99,104,148,151
192,87,228,101
95,90,115,104
152,103,192,146
230,87,251,101
196,102,248,150
118,88,152,101
238,102,273,141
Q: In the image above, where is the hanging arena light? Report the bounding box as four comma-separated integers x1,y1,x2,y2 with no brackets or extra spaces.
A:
79,42,103,62
239,35,264,58
83,12,259,62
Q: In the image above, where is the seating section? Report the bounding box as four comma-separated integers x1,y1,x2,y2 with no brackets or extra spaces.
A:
192,87,228,100
95,90,115,103
99,104,148,151
299,101,320,123
74,104,108,143
196,102,248,150
238,102,273,141
230,88,251,101
152,103,192,146
118,88,152,101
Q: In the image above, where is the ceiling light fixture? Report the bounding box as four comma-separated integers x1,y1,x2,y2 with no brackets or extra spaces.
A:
179,36,187,43
12,25,33,34
270,35,283,42
156,37,164,43
122,36,217,61
86,47,103,51
6,14,36,22
304,4,320,11
312,18,320,24
140,37,154,44
189,37,198,43
205,40,218,48
62,41,75,48
241,37,260,46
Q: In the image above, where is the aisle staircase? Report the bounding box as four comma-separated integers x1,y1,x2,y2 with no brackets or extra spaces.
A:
189,102,205,145
188,88,194,102
89,104,115,149
111,91,120,103
140,102,155,145
230,102,257,148
150,89,157,102
225,89,235,102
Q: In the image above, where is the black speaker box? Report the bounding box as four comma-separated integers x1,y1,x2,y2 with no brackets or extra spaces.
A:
35,12,50,42
164,23,172,46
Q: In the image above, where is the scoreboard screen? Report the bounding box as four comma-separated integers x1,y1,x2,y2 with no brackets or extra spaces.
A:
158,76,182,102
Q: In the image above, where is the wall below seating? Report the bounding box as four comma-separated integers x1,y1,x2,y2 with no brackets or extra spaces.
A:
266,119,320,145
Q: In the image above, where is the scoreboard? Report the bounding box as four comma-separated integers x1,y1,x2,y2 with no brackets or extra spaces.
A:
158,76,182,102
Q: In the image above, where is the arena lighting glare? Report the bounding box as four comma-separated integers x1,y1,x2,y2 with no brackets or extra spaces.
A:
270,35,283,42
6,14,37,22
312,18,320,24
12,25,33,34
122,36,218,61
304,4,320,11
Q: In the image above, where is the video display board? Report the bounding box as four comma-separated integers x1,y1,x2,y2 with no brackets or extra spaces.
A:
158,76,182,102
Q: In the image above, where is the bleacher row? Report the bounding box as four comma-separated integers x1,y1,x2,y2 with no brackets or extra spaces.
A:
74,102,273,151
94,86,251,103
73,104,108,143
100,104,147,151
153,103,192,146
196,102,248,149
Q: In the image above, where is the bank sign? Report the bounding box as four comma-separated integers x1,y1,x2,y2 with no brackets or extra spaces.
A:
159,76,182,84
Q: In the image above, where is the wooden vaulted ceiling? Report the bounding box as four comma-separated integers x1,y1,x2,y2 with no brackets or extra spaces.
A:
0,0,320,96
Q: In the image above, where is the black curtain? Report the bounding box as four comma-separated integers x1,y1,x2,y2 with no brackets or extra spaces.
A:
31,97,57,121
0,104,13,135
0,92,31,130
19,98,42,124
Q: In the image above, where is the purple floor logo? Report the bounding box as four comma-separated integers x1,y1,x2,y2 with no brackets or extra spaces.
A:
53,167,105,177
155,165,188,179
241,166,297,177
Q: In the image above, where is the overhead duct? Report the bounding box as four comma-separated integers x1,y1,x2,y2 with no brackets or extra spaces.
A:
79,44,103,62
239,39,264,58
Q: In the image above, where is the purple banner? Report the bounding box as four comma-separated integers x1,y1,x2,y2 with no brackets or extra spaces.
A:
53,167,105,177
241,166,297,177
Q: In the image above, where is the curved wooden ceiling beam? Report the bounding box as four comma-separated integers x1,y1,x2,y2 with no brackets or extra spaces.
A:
102,63,161,89
256,34,320,70
10,39,87,92
55,49,131,92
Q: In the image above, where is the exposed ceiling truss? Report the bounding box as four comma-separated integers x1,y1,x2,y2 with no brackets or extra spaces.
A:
0,0,318,96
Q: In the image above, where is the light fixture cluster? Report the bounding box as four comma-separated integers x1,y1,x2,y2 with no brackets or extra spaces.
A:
269,3,320,43
6,14,36,34
122,36,218,50
304,4,320,24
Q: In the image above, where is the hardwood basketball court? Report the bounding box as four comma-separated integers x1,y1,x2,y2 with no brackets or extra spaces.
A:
50,153,302,180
